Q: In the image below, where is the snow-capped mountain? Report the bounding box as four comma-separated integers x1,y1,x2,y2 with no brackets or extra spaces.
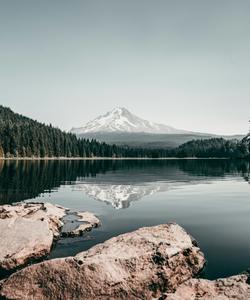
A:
71,107,191,134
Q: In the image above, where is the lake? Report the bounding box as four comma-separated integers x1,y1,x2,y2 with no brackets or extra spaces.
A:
0,159,249,280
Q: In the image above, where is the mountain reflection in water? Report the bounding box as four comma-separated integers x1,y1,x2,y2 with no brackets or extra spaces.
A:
0,159,249,206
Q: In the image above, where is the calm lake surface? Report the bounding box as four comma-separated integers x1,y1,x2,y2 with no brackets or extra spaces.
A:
1,159,250,280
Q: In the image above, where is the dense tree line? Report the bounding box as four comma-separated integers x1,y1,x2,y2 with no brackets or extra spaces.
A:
171,137,250,158
0,106,249,158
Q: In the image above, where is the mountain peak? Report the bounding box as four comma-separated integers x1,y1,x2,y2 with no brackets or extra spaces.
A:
71,107,190,135
108,107,131,117
111,107,127,113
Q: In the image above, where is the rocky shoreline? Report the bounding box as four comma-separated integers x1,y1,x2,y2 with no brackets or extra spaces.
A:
0,202,100,274
0,202,249,299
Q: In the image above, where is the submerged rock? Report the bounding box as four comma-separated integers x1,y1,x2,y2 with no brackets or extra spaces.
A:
164,274,250,300
0,202,100,272
0,223,205,300
61,211,101,237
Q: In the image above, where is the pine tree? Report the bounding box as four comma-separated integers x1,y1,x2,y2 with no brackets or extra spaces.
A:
0,145,4,157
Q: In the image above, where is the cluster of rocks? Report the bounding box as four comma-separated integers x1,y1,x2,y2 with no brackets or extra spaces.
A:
0,203,249,299
0,202,100,272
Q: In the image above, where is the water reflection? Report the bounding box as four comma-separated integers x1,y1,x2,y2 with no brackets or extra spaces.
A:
74,183,166,209
0,159,249,206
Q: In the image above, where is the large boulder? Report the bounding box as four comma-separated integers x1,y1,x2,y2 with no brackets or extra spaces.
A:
0,223,205,300
0,216,53,272
0,202,66,272
164,274,250,300
0,202,100,272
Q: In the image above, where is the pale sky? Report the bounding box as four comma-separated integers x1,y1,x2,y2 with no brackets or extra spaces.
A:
0,0,249,135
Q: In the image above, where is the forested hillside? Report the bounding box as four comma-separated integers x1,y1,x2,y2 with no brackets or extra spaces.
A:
0,106,168,158
0,105,249,158
173,138,249,158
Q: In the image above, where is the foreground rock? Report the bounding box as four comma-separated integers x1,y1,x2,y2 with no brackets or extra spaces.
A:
0,223,205,300
0,202,100,272
164,274,250,300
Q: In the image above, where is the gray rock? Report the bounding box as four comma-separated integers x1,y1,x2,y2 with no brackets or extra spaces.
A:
0,223,205,300
61,211,101,237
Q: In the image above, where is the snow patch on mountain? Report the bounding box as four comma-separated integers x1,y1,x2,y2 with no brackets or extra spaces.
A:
71,107,191,134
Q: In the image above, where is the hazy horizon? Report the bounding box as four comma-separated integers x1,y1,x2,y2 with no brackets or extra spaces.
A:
1,1,250,135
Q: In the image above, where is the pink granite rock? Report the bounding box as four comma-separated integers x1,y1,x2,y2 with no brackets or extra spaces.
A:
165,274,250,300
0,202,100,272
0,223,205,300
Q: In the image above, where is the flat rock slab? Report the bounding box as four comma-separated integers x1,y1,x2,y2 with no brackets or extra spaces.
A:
0,223,205,300
0,202,100,272
165,274,250,300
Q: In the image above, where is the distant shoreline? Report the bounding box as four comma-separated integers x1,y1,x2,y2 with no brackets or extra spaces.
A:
0,157,231,161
